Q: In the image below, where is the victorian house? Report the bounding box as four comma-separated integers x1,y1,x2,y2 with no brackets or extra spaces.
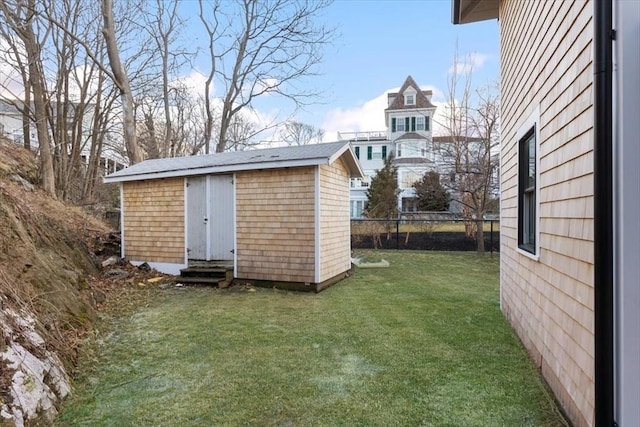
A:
341,76,437,217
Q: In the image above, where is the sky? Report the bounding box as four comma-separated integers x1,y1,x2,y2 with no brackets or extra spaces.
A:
177,0,500,143
1,0,500,145
306,0,500,139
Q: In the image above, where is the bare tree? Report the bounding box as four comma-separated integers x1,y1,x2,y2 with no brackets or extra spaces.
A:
279,120,324,146
0,24,32,150
435,50,500,252
198,0,333,153
101,0,143,164
0,0,56,196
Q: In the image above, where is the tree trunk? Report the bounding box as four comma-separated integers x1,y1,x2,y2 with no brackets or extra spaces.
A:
475,219,485,253
102,0,143,165
21,94,31,150
21,7,55,196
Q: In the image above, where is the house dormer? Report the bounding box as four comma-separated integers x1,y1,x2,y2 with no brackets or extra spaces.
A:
404,87,417,106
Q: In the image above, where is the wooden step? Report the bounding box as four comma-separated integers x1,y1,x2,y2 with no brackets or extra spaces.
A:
174,276,224,285
180,267,229,277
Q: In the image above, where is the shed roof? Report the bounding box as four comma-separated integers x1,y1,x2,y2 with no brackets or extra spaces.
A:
103,141,364,183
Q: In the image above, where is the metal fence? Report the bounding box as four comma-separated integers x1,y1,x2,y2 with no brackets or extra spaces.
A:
351,218,500,253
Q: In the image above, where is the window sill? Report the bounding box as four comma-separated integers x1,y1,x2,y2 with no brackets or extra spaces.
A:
516,246,540,262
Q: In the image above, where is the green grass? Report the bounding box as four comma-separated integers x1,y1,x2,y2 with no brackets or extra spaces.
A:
58,251,566,426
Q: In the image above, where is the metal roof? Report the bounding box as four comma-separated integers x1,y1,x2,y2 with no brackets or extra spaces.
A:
103,141,364,183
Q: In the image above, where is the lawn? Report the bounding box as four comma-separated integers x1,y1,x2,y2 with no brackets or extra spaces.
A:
58,251,566,426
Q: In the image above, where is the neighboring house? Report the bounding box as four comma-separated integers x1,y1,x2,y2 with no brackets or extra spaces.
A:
341,76,438,217
454,1,639,426
103,141,363,292
0,98,125,174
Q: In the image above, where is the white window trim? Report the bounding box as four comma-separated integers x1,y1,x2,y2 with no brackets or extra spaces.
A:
405,94,415,105
404,88,417,106
515,105,541,261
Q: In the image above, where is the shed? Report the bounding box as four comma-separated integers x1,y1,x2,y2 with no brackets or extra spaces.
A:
104,141,363,291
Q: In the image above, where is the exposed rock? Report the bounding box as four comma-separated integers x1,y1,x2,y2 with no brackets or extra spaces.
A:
106,268,129,280
9,175,34,192
101,256,119,268
0,303,70,427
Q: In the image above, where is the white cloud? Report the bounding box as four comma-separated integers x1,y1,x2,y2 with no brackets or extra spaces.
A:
448,53,490,75
254,77,279,95
0,39,26,99
321,89,395,141
173,70,210,98
321,85,443,141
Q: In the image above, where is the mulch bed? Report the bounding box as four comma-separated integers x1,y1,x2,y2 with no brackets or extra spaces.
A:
351,231,500,252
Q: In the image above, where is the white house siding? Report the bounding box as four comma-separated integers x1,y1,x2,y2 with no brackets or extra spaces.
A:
499,1,594,426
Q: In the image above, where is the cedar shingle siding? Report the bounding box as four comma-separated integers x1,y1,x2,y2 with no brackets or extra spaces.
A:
500,0,594,425
319,161,351,282
122,178,185,264
235,167,316,282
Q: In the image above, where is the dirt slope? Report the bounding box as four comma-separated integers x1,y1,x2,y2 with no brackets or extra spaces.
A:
0,141,111,426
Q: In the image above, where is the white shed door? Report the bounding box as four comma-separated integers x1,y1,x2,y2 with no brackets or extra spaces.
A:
209,175,234,260
187,176,207,260
186,175,234,261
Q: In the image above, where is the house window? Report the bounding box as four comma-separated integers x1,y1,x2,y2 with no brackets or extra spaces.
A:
401,170,421,188
397,141,426,158
351,200,365,218
396,117,405,132
355,146,360,159
402,197,418,212
518,127,536,254
371,146,383,159
405,94,415,105
416,116,425,131
367,146,372,160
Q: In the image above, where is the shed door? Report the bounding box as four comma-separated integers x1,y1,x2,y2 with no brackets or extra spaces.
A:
209,175,234,260
187,176,207,260
186,174,234,261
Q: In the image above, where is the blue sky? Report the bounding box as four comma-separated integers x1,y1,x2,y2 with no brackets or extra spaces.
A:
178,0,500,141
292,0,499,138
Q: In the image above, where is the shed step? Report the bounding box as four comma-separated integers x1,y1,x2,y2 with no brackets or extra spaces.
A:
180,267,229,277
174,276,224,285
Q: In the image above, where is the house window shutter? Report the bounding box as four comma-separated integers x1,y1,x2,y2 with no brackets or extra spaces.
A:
355,146,360,159
405,117,410,132
411,117,416,132
425,116,430,131
391,118,396,132
382,146,387,159
367,146,372,160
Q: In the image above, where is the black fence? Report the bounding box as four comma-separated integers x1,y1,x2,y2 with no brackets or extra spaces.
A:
351,218,500,253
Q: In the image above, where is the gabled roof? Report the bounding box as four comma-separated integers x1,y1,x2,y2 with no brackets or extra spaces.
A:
385,76,436,111
103,141,364,183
